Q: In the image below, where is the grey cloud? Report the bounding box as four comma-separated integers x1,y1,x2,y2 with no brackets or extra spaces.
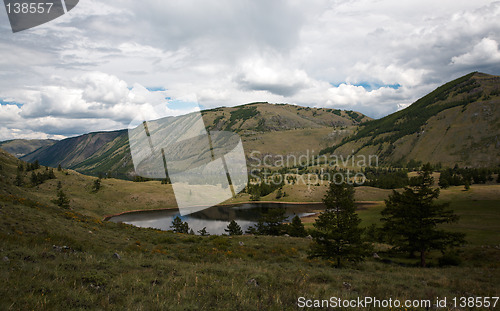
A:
1,0,500,140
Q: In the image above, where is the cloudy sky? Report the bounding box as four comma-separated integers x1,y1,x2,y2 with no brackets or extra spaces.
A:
1,0,500,140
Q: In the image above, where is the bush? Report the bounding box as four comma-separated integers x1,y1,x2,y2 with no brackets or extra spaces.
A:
438,252,462,267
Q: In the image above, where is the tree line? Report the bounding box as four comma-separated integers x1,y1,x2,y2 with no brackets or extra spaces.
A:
171,163,465,268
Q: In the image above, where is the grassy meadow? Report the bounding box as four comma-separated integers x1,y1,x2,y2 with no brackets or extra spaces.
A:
0,149,499,310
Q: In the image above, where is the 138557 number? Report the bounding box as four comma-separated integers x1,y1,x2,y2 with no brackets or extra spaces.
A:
5,2,54,14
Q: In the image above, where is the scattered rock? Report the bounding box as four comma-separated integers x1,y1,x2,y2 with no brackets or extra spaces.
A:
372,252,380,259
306,235,313,240
112,253,121,260
88,231,93,234
342,282,352,290
239,241,244,246
52,245,72,253
2,256,9,262
247,278,259,287
283,234,290,237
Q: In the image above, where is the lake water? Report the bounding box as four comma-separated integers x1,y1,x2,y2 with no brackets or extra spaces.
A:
107,202,324,235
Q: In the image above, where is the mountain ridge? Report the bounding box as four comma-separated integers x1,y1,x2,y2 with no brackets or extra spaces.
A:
322,72,500,167
20,103,368,178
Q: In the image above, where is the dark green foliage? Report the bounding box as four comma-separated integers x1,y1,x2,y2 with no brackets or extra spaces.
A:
275,188,283,199
364,168,409,189
406,159,422,171
14,171,23,187
132,176,154,182
439,166,492,188
91,178,101,193
30,168,57,186
255,208,288,236
57,164,62,171
53,190,70,209
345,110,363,123
25,160,40,172
57,181,62,190
364,224,385,243
287,215,307,237
331,109,341,116
438,251,462,267
248,174,284,198
245,225,258,235
225,220,243,236
17,163,24,172
224,106,259,131
198,227,210,236
30,172,38,185
309,181,370,267
170,216,189,234
381,163,466,267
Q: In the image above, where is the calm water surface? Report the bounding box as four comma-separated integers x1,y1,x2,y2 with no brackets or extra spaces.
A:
107,202,324,235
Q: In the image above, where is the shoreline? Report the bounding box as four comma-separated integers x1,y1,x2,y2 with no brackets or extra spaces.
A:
103,201,326,221
103,200,382,221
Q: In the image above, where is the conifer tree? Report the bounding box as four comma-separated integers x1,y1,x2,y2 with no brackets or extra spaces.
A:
198,227,209,236
15,171,23,187
381,163,465,267
309,180,370,267
170,216,189,234
54,190,70,209
287,215,307,237
225,220,243,235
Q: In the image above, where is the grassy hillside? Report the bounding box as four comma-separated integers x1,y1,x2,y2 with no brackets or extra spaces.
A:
20,103,368,178
324,72,500,167
1,149,499,309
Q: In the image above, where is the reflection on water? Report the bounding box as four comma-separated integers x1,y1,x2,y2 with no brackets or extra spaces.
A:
108,203,324,235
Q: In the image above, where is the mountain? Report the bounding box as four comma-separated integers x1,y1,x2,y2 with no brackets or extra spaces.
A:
321,72,500,167
0,139,56,157
21,103,369,178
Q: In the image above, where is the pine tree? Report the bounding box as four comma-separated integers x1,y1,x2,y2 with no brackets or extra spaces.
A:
381,163,465,267
308,180,370,267
48,169,56,179
15,171,23,187
57,181,62,190
30,171,38,186
256,208,287,236
57,164,62,172
287,215,307,237
54,190,70,209
225,220,243,235
198,227,209,236
92,178,101,193
170,216,189,234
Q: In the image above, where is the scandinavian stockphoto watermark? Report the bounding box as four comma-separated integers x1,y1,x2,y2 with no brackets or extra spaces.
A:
127,98,248,216
248,150,378,189
3,0,79,33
